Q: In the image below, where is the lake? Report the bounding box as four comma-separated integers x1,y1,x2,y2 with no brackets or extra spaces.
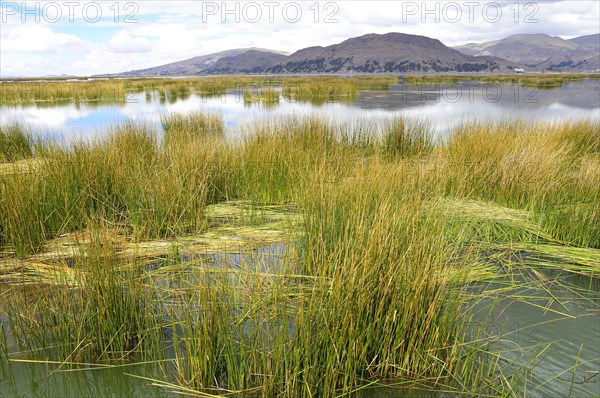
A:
0,79,598,144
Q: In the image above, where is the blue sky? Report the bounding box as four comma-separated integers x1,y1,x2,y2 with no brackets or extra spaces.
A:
1,0,599,77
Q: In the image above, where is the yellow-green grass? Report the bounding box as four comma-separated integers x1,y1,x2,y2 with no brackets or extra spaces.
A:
403,73,600,89
282,76,397,102
242,86,281,105
161,111,224,144
0,80,129,104
0,123,33,163
1,116,598,253
0,115,599,397
0,76,399,105
441,119,600,247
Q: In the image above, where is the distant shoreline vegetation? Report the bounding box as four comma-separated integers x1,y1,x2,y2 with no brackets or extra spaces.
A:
0,73,599,105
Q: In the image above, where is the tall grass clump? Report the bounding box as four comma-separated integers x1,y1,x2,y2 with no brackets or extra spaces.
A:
161,111,237,204
381,117,433,158
0,80,127,104
282,77,359,102
152,162,499,397
531,121,600,247
0,123,33,162
76,123,210,239
286,164,488,395
161,111,224,145
242,85,280,105
0,121,213,255
235,116,350,204
442,119,600,248
163,264,299,395
4,228,162,362
0,170,50,254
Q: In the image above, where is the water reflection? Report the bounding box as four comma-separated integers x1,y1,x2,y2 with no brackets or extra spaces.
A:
468,266,600,398
356,80,600,111
1,80,598,143
0,360,173,398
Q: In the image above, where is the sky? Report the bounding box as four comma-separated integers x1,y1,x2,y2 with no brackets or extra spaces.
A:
1,0,599,77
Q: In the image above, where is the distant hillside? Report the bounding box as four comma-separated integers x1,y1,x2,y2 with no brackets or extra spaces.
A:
568,33,600,51
264,32,513,74
454,33,599,71
120,48,290,76
205,50,288,74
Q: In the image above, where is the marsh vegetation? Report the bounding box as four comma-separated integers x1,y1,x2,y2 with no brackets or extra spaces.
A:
0,76,398,105
2,74,598,105
1,110,598,397
403,73,600,88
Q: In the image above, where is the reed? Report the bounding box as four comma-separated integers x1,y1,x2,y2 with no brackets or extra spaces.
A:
403,73,600,89
242,85,280,105
441,119,600,248
0,80,128,104
381,117,433,158
0,123,33,162
0,121,213,255
3,228,163,362
161,111,224,143
281,76,396,102
0,76,399,105
1,114,598,397
282,78,358,101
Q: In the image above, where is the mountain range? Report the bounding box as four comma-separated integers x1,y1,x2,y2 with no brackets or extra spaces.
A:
454,33,599,71
117,32,600,76
120,48,290,76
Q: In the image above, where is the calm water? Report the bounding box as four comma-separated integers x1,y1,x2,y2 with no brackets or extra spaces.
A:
1,80,599,397
466,269,600,398
0,80,599,143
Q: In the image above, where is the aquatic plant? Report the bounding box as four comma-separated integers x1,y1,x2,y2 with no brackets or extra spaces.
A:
0,123,33,163
1,114,598,397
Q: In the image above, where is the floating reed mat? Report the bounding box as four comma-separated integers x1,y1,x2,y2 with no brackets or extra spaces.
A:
0,201,303,286
430,198,600,277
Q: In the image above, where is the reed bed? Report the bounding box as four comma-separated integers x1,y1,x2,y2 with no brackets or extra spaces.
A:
403,73,600,89
281,77,359,101
1,76,398,105
441,119,600,248
242,86,281,105
279,77,397,105
0,80,128,104
161,111,224,143
0,121,212,255
0,123,33,163
1,114,599,397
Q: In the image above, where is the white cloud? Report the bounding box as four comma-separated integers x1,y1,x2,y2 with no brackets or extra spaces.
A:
1,25,87,52
108,30,153,53
0,1,598,76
